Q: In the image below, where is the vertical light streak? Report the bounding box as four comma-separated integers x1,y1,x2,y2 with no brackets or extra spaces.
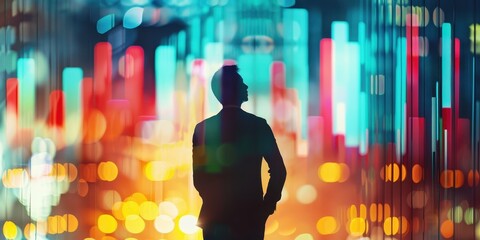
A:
336,102,346,135
406,14,419,117
472,57,476,161
204,42,223,116
17,58,35,128
308,116,324,158
284,8,309,139
190,17,201,58
441,22,453,168
442,108,452,168
320,39,333,151
395,38,407,158
474,101,480,162
125,46,144,116
454,38,460,121
178,31,186,58
332,21,349,136
358,22,366,65
271,61,286,131
202,17,215,54
444,130,448,169
6,78,18,117
63,67,83,144
412,118,424,164
189,59,206,125
237,54,273,121
432,97,437,152
436,82,439,141
359,92,368,155
6,78,18,142
155,45,177,120
442,23,452,108
345,42,360,147
94,42,112,110
47,90,65,127
82,77,93,114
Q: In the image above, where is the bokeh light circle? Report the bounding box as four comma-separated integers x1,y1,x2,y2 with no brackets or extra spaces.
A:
24,223,35,239
98,161,118,181
125,215,145,234
179,215,200,234
139,201,159,220
349,218,366,237
122,201,140,217
294,233,314,240
101,190,121,210
83,109,107,143
319,162,341,182
440,220,454,238
154,215,175,234
3,221,17,239
296,184,317,204
316,216,338,235
64,214,79,232
384,217,399,236
97,214,117,234
145,161,175,181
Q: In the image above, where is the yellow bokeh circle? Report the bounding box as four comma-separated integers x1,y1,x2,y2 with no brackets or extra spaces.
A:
179,215,200,234
144,161,175,181
122,201,140,217
98,161,118,181
64,214,79,232
295,233,314,240
24,223,35,239
384,217,400,236
349,218,366,237
3,221,17,239
97,214,117,234
154,215,175,234
140,201,159,220
129,192,147,204
318,162,341,182
47,215,67,234
125,215,145,234
316,216,338,235
158,201,179,218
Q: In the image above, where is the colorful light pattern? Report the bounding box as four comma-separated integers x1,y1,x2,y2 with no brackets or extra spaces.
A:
0,0,480,239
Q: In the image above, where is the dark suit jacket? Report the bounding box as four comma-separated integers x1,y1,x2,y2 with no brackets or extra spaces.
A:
192,107,286,225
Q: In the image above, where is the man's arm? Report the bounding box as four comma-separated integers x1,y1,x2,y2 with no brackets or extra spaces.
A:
260,120,287,215
192,124,207,195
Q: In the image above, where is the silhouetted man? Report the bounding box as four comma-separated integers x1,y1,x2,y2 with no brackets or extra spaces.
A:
192,65,287,240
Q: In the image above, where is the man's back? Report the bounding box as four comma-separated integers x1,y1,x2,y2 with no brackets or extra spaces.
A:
193,107,286,239
192,65,286,240
193,108,268,220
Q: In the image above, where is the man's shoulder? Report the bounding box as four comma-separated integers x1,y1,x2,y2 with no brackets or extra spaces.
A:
194,115,218,128
241,110,267,123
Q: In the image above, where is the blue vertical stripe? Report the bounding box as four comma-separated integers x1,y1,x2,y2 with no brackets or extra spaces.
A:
442,23,452,108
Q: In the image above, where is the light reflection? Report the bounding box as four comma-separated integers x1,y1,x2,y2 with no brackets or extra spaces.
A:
178,215,200,234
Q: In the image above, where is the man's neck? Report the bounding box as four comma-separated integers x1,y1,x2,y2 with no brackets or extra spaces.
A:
222,104,241,109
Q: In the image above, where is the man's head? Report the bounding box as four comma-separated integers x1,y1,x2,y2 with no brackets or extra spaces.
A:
211,65,248,106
